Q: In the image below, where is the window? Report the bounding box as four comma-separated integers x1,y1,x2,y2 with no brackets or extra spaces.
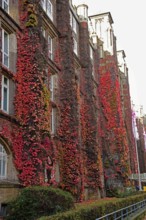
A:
50,75,57,101
99,45,103,58
41,0,53,20
2,0,9,13
72,16,77,33
73,38,78,55
51,108,57,134
1,76,9,113
110,29,113,46
70,11,72,27
48,35,53,60
70,11,77,33
2,29,9,68
0,144,7,179
90,46,93,60
42,27,46,38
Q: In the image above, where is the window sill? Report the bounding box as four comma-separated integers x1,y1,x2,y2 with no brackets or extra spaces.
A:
1,65,15,79
0,179,20,188
0,110,19,124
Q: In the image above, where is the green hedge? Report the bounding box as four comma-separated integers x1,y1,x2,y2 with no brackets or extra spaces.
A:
38,193,146,220
5,186,74,220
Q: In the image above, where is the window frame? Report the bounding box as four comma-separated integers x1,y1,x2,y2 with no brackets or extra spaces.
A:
2,29,9,68
2,0,9,13
41,0,53,21
0,143,7,179
1,75,9,113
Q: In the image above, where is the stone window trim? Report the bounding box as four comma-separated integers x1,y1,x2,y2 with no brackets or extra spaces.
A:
0,9,21,33
1,75,9,114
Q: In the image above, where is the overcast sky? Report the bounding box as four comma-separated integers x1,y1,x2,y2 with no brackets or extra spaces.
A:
73,0,146,113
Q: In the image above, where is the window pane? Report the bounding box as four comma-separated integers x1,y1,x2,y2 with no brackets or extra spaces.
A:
3,87,8,111
70,11,72,27
48,36,52,59
2,159,6,176
4,54,9,67
0,144,7,178
0,146,2,153
47,1,52,15
46,0,52,19
4,32,8,54
4,77,8,86
41,0,46,10
73,17,76,33
4,2,8,12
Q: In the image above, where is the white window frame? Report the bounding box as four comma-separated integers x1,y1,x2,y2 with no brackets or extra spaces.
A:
73,38,78,55
2,29,9,68
48,35,53,60
2,0,9,13
0,144,7,179
1,76,9,113
41,0,53,21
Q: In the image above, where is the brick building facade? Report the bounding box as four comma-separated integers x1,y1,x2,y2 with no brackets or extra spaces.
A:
0,0,141,214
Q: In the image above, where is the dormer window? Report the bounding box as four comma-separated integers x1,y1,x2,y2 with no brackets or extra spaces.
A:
2,0,9,13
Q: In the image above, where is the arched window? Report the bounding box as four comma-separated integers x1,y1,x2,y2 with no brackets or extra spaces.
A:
0,143,7,179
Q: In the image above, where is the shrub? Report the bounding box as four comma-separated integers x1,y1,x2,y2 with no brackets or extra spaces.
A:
5,186,74,220
37,193,146,220
106,186,139,198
